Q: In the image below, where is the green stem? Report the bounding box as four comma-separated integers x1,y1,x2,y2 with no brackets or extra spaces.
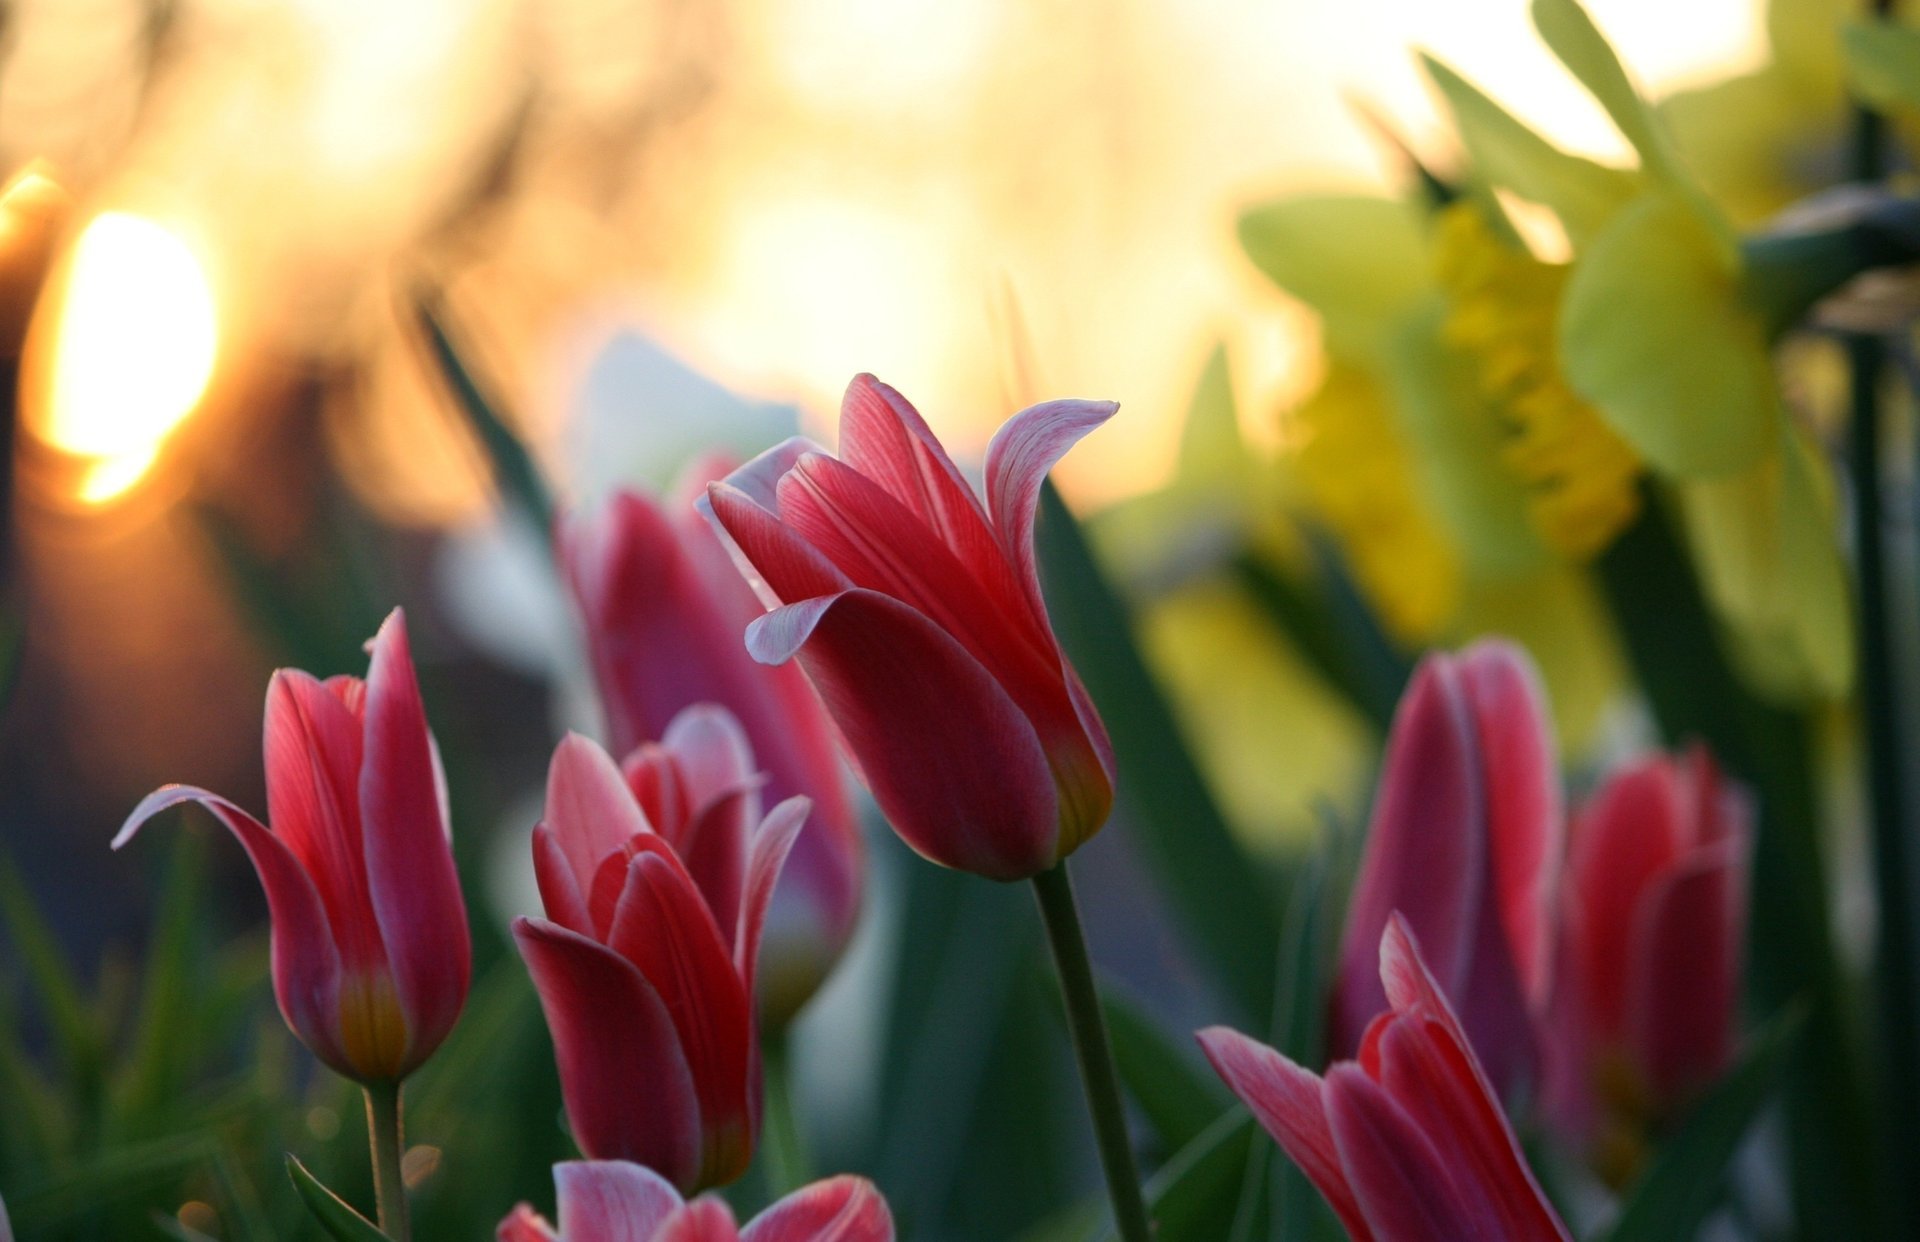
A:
761,1032,811,1196
1031,861,1152,1242
364,1080,410,1242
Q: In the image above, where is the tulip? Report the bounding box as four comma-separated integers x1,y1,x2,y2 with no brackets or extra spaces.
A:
702,373,1117,882
1541,746,1750,1180
1331,640,1561,1095
560,462,861,1024
515,717,807,1192
498,1161,893,1242
114,609,469,1085
1201,917,1573,1242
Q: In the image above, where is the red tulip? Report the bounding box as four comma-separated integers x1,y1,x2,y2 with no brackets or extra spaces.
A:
1541,746,1750,1170
560,460,861,1024
498,1161,893,1242
114,610,470,1084
1201,917,1572,1242
702,374,1117,881
514,717,806,1192
1331,640,1561,1094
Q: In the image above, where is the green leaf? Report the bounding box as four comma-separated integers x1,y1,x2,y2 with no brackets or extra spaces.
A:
1530,0,1679,182
1175,344,1248,492
1844,21,1920,115
412,289,555,532
1102,987,1230,1153
1130,1109,1259,1242
286,1155,388,1242
0,856,105,1093
1236,196,1429,360
1561,192,1778,479
1606,1007,1804,1242
114,834,208,1121
1037,482,1283,1023
1420,54,1636,244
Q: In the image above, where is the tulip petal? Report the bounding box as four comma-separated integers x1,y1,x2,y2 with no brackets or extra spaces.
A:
1197,1028,1371,1240
497,1205,558,1242
359,609,470,1072
746,590,1059,880
741,1175,895,1242
662,704,759,817
838,374,1003,586
982,396,1120,630
1567,758,1688,1042
547,734,652,902
653,1200,741,1242
737,796,809,991
1372,1014,1569,1240
606,848,757,1188
1626,840,1745,1103
775,453,1061,712
533,824,595,938
1456,641,1562,1006
264,668,385,977
1325,1065,1493,1240
115,786,348,1074
513,918,702,1187
703,477,855,610
1334,658,1484,1055
554,1160,684,1242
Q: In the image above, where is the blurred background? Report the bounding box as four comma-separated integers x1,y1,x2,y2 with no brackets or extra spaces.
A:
0,0,1800,1237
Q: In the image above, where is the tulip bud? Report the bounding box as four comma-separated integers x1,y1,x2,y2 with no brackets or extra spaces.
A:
497,1161,893,1242
702,374,1117,882
115,609,470,1084
560,464,861,1026
1331,640,1562,1095
1202,917,1572,1242
516,720,805,1193
1541,746,1750,1183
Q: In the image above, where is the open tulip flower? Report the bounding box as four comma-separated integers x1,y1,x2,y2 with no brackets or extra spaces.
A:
1201,917,1573,1242
1331,640,1561,1096
498,1162,893,1242
114,609,470,1085
1542,746,1751,1180
560,464,862,1025
514,715,808,1192
702,373,1117,882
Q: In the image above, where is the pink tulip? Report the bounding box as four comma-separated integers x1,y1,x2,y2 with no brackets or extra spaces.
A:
1541,747,1750,1167
1331,640,1561,1094
114,610,470,1084
702,374,1117,882
514,716,806,1192
498,1161,893,1242
1201,917,1572,1242
560,461,861,1024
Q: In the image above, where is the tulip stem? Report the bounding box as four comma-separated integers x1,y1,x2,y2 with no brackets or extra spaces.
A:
364,1081,411,1242
761,1032,811,1195
1032,861,1152,1242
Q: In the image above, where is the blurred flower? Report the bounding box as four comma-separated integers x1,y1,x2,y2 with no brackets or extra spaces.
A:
1234,191,1624,750
1331,640,1560,1095
115,609,470,1084
703,374,1116,882
1542,746,1751,1187
1429,200,1641,557
497,1161,893,1242
1425,0,1855,702
560,461,861,1027
1201,916,1572,1242
514,724,806,1192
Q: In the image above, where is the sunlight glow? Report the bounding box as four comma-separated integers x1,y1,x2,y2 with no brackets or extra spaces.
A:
28,212,217,503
